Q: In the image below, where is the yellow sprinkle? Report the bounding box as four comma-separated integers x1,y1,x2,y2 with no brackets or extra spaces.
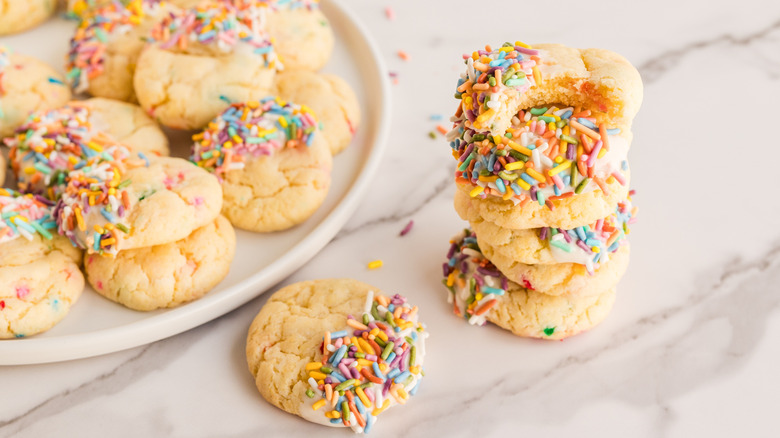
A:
309,371,327,380
93,225,105,234
505,161,525,171
554,156,564,164
368,260,383,270
592,246,600,253
278,116,288,128
502,191,514,200
499,46,513,53
475,292,483,301
87,141,103,152
474,108,496,129
446,271,456,287
351,336,362,353
478,175,497,183
469,186,485,197
409,365,421,374
376,331,388,342
514,41,532,49
372,399,391,416
515,178,531,191
357,358,373,367
547,161,571,176
532,66,542,85
223,141,233,150
312,399,326,411
305,362,322,371
607,175,616,184
355,387,372,408
23,167,36,175
507,140,532,156
598,147,608,158
525,168,546,183
326,410,341,419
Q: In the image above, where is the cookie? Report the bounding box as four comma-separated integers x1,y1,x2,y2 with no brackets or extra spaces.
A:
448,100,632,227
273,70,360,155
453,170,630,231
0,0,56,36
264,1,334,71
6,100,168,198
246,279,428,433
0,48,72,139
0,154,5,185
455,42,643,137
191,97,332,232
134,2,281,130
471,196,636,271
55,156,223,256
0,189,84,339
67,0,181,102
85,215,235,311
442,229,616,339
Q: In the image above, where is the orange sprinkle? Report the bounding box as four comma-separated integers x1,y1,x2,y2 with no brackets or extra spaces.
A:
436,125,448,135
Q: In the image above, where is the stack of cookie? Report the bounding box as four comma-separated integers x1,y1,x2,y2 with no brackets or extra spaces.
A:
441,43,642,340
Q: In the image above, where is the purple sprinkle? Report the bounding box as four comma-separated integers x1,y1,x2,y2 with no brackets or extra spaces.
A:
501,276,508,290
446,242,458,259
530,186,538,202
459,144,475,162
442,263,451,277
566,144,576,161
539,228,548,241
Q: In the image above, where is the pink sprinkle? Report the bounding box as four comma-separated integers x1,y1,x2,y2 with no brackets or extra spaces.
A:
385,6,395,20
192,196,204,207
0,301,5,310
399,220,414,237
97,281,104,290
16,285,30,300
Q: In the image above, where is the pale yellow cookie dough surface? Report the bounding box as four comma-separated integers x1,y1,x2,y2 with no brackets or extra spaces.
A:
72,157,222,252
0,0,56,36
267,8,334,71
482,244,630,297
0,155,5,185
134,46,276,130
78,2,181,102
488,286,616,340
222,132,332,232
454,171,630,231
246,278,376,417
0,234,82,268
274,70,361,155
85,215,235,311
81,98,170,157
0,251,84,339
0,53,72,138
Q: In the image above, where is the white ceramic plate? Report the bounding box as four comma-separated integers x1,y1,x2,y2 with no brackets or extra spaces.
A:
0,0,390,365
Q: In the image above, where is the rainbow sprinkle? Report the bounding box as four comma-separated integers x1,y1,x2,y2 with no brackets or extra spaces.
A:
54,158,136,256
263,0,320,10
448,104,628,208
0,189,57,244
66,0,163,93
454,42,540,133
303,291,426,433
190,97,318,178
540,193,637,273
4,104,130,199
442,229,506,326
149,1,281,68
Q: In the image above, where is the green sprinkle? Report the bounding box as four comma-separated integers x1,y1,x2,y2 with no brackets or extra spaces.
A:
335,379,356,392
374,336,387,348
530,107,548,115
543,327,556,336
342,401,350,422
371,301,379,321
117,179,132,189
381,342,395,360
115,223,130,233
561,134,579,144
410,346,417,367
498,170,518,181
320,366,333,374
488,77,496,87
362,313,370,325
550,240,572,252
505,78,526,87
429,132,437,139
29,221,53,240
385,310,396,327
537,116,555,124
33,162,52,174
537,190,545,206
471,134,486,142
305,389,315,398
575,178,591,194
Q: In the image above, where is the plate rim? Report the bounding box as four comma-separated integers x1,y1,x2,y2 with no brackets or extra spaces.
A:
0,0,392,365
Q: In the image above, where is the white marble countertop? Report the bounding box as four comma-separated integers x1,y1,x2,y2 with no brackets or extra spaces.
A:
2,0,780,436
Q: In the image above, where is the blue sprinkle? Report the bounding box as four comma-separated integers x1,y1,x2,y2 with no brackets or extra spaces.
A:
482,286,505,295
607,128,621,135
577,118,597,129
519,173,537,186
330,330,348,338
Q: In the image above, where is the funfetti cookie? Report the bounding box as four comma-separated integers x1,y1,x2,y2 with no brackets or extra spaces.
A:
85,215,235,311
134,1,282,130
0,189,84,339
0,47,72,139
0,0,56,36
66,0,181,102
5,100,169,198
273,70,361,155
55,156,223,256
191,97,332,232
442,229,615,340
246,279,428,434
450,101,632,230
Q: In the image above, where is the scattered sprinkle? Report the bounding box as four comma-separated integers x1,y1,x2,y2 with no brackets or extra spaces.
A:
384,6,395,20
367,260,383,270
399,220,414,237
397,50,410,61
435,125,447,135
0,188,57,244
